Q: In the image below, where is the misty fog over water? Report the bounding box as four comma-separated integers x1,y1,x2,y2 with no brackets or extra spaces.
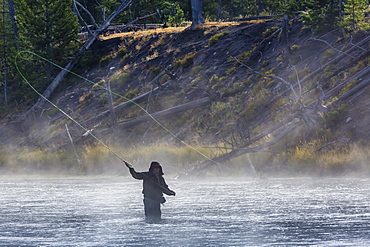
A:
0,176,369,246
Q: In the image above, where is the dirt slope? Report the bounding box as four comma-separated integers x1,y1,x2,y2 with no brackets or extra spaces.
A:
3,19,370,175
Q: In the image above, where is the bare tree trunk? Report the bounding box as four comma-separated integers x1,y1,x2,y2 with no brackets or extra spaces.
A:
7,0,18,38
188,118,302,175
217,0,222,21
106,80,118,130
190,0,205,27
257,0,263,15
65,124,82,169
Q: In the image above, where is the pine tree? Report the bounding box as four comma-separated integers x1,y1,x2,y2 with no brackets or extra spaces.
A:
0,0,18,107
302,0,341,34
339,0,370,32
15,0,79,95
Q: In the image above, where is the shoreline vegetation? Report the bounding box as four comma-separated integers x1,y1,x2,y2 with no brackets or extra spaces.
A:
3,19,370,177
1,142,369,177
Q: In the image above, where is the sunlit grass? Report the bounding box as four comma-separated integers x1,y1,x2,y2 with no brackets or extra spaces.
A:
0,141,369,176
317,145,370,173
98,21,262,41
99,26,188,40
0,147,62,173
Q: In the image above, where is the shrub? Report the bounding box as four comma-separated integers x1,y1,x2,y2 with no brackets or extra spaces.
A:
190,65,203,76
225,67,236,75
173,52,196,69
261,60,270,67
290,44,300,51
110,72,131,84
221,83,243,97
324,104,349,128
262,26,279,38
321,49,336,64
125,88,139,99
208,31,230,46
117,46,127,57
159,74,172,84
99,54,114,68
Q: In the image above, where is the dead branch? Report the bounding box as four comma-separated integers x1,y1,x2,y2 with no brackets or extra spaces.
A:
309,37,355,59
302,35,370,85
188,120,302,175
73,0,98,36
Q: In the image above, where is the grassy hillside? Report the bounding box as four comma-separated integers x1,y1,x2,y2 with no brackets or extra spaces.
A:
2,19,370,177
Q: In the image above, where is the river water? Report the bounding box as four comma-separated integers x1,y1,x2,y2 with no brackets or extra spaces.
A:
0,176,369,246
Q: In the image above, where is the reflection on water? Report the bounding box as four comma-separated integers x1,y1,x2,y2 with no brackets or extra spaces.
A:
0,177,369,246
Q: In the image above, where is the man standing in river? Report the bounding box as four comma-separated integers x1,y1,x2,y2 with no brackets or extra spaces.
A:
124,161,176,222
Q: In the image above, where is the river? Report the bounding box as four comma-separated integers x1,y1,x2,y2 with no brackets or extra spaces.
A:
0,176,369,246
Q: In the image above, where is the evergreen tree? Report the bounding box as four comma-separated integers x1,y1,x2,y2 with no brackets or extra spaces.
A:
0,0,18,107
100,0,157,24
263,0,311,15
205,0,258,21
14,0,79,100
302,0,341,34
339,0,370,32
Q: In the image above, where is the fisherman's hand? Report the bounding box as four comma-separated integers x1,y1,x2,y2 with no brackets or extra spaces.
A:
124,161,132,168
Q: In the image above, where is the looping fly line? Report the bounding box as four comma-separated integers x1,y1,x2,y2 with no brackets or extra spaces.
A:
15,50,221,167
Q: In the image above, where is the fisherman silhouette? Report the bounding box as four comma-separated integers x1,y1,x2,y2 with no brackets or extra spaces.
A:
125,161,176,222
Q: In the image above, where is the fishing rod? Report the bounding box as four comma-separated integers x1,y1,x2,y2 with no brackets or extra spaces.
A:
15,51,128,164
15,50,181,192
15,50,225,170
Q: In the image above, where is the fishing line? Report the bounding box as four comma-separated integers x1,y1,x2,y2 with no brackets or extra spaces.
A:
15,51,127,163
15,50,222,167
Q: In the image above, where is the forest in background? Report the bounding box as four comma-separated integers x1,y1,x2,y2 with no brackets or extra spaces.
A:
0,0,370,177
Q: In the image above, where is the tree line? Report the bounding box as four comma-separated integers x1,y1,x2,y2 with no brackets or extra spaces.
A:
0,0,369,116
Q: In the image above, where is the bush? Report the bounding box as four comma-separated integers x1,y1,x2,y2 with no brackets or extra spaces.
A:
325,104,349,128
99,54,114,68
110,72,131,84
190,65,203,76
208,31,230,46
173,52,196,69
262,27,279,38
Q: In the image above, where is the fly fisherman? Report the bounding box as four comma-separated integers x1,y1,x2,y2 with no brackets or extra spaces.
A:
124,161,176,222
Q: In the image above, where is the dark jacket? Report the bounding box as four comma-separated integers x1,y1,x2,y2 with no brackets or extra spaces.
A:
129,163,175,202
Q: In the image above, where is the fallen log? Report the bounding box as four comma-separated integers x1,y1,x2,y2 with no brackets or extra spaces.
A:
188,113,301,175
324,65,370,101
188,119,302,176
335,77,370,103
267,34,370,106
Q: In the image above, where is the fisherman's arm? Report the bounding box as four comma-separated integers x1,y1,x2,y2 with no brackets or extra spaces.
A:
162,179,176,196
124,161,145,180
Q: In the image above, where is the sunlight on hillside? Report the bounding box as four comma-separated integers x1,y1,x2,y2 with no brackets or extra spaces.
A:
99,21,260,40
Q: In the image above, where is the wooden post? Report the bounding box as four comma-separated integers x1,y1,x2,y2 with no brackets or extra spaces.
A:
65,124,82,170
106,78,118,130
